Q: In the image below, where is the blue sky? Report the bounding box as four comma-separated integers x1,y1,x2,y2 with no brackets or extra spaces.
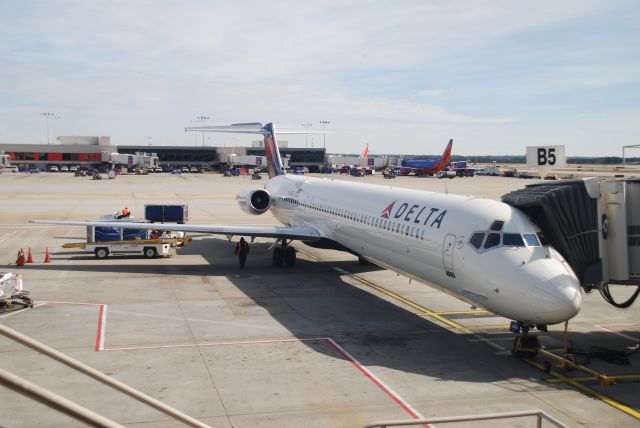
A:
1,0,639,156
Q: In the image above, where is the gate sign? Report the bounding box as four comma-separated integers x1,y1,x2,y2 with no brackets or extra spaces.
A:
526,145,566,168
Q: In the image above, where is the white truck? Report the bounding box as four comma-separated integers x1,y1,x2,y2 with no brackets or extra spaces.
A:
63,240,174,259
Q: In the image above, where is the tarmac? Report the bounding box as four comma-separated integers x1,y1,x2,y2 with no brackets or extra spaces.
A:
0,171,638,427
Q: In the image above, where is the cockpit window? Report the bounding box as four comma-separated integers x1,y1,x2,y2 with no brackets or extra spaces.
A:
470,232,485,249
503,233,525,247
523,233,541,247
484,233,500,249
490,220,504,231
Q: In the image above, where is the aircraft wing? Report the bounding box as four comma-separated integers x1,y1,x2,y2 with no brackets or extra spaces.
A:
29,220,321,241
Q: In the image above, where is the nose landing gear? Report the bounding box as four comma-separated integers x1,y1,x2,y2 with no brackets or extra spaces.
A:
510,321,541,358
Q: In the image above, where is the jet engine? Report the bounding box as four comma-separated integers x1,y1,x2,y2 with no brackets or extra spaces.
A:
236,189,272,215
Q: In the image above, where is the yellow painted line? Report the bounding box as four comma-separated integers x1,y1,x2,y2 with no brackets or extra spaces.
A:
434,310,490,316
466,325,509,330
304,248,639,420
333,268,471,333
523,358,640,420
545,374,640,384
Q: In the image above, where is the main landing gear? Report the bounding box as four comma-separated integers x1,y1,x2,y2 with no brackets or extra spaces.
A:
510,321,541,358
272,239,296,268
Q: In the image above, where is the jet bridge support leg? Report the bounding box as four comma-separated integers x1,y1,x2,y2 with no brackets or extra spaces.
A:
272,239,296,268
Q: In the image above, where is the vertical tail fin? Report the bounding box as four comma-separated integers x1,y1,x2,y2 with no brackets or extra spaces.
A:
441,139,453,164
361,143,369,158
262,123,286,178
183,121,288,179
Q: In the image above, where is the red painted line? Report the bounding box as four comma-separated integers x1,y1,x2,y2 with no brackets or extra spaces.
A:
95,305,107,352
326,338,425,423
42,300,103,306
39,301,423,422
102,337,327,352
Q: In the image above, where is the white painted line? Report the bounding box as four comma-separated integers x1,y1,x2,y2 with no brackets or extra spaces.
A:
0,230,16,244
0,303,47,319
596,324,640,343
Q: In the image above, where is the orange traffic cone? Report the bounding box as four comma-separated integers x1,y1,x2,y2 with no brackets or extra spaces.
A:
27,247,34,263
44,247,52,263
16,248,25,267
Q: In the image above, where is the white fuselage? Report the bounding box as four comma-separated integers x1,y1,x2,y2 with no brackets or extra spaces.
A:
265,175,582,325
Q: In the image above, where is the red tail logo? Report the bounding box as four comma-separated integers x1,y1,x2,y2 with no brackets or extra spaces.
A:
380,201,395,219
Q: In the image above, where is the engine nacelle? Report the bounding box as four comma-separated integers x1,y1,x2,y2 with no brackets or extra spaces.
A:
236,188,272,215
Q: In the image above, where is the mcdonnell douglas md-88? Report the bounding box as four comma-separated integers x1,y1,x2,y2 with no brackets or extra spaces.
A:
32,122,583,343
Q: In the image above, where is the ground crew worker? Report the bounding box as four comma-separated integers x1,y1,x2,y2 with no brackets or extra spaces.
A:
235,237,250,268
116,207,130,219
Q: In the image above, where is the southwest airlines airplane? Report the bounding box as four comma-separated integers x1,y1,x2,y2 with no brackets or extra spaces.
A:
399,139,453,176
32,123,582,336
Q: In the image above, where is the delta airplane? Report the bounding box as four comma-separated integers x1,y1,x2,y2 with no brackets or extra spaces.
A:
399,139,453,176
32,123,582,339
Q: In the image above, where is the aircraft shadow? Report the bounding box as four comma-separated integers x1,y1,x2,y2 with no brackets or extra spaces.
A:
3,236,638,390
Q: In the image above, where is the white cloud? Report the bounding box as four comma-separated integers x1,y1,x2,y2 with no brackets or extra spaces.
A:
0,0,638,156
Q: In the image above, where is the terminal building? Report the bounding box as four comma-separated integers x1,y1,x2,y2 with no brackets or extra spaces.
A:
0,137,327,172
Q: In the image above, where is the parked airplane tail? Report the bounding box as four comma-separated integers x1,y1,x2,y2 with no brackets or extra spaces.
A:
361,143,369,158
184,122,286,178
441,139,453,164
262,123,286,178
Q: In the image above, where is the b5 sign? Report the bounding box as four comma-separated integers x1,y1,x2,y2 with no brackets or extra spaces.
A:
526,145,566,168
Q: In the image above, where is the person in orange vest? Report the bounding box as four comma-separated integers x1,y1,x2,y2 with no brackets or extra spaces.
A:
235,237,250,268
116,207,130,219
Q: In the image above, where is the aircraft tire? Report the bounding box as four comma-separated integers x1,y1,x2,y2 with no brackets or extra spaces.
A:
284,247,296,267
272,248,284,267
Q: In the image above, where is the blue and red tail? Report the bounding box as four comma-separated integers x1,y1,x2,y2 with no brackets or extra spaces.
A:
262,123,286,178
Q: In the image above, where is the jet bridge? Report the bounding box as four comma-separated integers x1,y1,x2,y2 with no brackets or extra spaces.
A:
502,178,640,308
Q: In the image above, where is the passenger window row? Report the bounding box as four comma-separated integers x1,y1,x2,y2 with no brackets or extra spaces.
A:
277,196,428,240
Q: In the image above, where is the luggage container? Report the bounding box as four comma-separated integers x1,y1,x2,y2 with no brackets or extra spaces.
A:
144,204,188,223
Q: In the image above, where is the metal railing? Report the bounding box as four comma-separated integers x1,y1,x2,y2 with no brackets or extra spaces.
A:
0,323,211,428
363,409,568,428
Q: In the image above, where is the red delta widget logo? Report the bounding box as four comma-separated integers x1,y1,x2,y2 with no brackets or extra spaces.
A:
380,200,447,228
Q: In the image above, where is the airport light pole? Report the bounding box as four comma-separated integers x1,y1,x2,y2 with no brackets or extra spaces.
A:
188,120,199,145
301,123,312,148
51,115,60,144
319,120,330,149
197,115,210,147
146,136,152,145
40,112,56,144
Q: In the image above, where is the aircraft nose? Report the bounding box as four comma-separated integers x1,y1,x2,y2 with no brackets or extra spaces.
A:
530,273,582,324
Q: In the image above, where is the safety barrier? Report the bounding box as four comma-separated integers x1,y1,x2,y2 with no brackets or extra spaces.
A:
0,323,211,428
363,409,568,428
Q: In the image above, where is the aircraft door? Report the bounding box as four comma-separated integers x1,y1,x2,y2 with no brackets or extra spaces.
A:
442,234,456,278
